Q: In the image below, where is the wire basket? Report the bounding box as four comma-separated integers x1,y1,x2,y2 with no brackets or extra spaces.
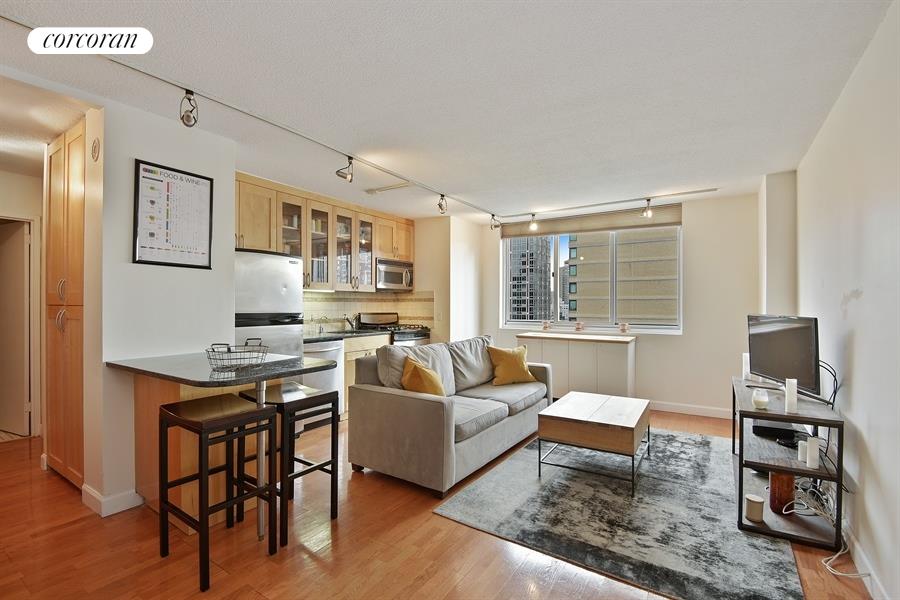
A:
206,338,269,372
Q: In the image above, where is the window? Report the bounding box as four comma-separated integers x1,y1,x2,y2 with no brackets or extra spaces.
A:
502,226,681,329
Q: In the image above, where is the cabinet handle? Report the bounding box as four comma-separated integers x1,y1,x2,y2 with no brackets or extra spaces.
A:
54,309,63,331
58,309,67,331
239,234,245,248
60,278,66,301
234,233,238,248
56,279,63,301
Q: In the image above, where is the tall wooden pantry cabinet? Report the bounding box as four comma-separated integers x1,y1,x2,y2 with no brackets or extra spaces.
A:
44,119,85,488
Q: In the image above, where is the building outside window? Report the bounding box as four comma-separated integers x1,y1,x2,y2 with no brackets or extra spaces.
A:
503,226,681,329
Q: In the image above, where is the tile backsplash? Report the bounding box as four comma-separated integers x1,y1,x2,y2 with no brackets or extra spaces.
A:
303,290,434,336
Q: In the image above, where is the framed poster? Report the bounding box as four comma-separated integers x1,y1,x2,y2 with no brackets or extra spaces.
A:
133,159,214,269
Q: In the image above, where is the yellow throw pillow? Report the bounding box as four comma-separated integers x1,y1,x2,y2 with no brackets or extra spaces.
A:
487,345,537,386
400,357,446,396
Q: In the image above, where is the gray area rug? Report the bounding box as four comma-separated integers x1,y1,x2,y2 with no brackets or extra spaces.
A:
435,430,803,600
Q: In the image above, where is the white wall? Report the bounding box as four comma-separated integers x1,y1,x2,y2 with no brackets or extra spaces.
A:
89,100,237,512
100,105,237,360
449,216,483,341
796,3,899,597
482,194,759,417
0,169,42,219
415,216,483,343
414,217,451,342
758,170,798,314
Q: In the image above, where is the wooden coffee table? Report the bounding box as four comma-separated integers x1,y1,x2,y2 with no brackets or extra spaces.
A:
537,391,651,496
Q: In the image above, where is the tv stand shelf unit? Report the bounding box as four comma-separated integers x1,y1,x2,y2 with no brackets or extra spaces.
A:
731,377,844,551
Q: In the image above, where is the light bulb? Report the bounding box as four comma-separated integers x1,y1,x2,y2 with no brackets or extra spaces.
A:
528,214,538,231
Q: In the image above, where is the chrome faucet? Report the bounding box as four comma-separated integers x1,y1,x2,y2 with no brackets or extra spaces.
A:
345,313,359,330
317,315,328,335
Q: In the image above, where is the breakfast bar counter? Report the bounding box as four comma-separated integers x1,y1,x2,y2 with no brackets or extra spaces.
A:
107,352,337,536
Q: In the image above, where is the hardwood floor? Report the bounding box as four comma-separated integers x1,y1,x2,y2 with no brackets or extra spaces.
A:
0,412,869,599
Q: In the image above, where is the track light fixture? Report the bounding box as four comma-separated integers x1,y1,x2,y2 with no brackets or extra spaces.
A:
490,214,501,230
528,214,538,231
641,198,653,218
180,89,198,128
335,156,353,182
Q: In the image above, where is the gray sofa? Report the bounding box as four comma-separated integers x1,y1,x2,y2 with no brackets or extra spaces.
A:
348,336,552,497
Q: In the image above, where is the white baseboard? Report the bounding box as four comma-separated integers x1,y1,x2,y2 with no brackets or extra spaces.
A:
81,484,144,517
40,453,47,470
649,400,731,419
843,520,887,599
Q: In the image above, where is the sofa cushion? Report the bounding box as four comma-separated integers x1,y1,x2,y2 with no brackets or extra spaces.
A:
457,381,548,415
451,396,509,442
400,357,446,396
448,335,494,392
487,345,538,385
376,343,456,396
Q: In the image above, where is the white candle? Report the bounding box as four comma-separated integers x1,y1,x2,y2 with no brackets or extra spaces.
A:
806,436,820,469
785,378,798,413
742,353,751,380
797,440,807,461
745,494,765,523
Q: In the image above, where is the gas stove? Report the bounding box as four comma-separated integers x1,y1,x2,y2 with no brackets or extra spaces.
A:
356,312,431,346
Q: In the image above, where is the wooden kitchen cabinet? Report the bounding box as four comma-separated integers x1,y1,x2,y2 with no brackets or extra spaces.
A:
334,208,355,291
45,305,84,488
236,182,277,251
374,218,397,259
395,221,414,261
343,334,391,417
306,200,333,290
356,213,376,292
334,210,377,292
276,192,305,260
375,218,414,262
234,173,414,292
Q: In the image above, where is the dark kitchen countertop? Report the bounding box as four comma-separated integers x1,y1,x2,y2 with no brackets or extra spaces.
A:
106,352,337,387
303,330,392,344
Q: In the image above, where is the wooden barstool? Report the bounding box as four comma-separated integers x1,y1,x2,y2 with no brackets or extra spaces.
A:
239,382,339,546
159,394,278,591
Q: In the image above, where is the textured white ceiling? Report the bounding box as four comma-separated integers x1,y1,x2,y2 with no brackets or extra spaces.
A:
0,74,93,176
0,1,890,218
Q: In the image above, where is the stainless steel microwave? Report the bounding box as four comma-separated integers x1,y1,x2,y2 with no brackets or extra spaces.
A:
376,259,413,291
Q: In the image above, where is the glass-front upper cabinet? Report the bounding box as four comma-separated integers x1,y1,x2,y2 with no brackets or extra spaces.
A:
306,201,333,290
276,192,304,261
334,208,355,291
356,213,376,292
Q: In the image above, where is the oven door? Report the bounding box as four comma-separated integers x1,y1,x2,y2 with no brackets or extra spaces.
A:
376,259,413,290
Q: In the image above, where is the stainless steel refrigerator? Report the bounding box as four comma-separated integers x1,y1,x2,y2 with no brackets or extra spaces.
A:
234,249,304,355
234,249,344,422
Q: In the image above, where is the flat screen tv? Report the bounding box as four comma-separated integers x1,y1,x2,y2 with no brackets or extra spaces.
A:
748,315,820,395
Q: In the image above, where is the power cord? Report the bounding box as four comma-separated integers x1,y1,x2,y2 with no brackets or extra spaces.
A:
781,479,869,579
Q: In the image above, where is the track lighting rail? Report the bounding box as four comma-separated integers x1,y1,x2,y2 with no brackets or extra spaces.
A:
0,14,719,222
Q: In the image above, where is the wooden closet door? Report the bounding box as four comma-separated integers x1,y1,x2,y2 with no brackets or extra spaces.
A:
45,306,67,476
46,135,66,306
61,306,84,486
64,121,85,305
45,305,84,488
